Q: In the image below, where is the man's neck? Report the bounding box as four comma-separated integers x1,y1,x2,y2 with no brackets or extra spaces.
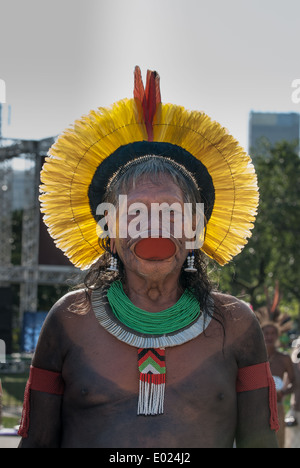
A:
267,346,277,359
123,271,183,312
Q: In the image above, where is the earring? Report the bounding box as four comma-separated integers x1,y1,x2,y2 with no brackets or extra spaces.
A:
184,251,197,273
107,252,119,272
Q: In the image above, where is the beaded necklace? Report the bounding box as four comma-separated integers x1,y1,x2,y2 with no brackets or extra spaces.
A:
106,280,201,335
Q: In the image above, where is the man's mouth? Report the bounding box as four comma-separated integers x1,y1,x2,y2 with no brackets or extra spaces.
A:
134,237,177,261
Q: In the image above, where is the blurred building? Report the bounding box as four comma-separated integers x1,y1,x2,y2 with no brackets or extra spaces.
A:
0,139,80,353
249,112,300,154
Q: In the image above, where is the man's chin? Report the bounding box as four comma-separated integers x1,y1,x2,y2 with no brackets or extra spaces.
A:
133,256,178,278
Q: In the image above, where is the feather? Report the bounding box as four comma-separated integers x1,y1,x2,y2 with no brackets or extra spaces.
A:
134,66,161,141
255,283,292,335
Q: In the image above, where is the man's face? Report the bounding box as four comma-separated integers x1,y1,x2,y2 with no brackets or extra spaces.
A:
111,175,192,281
262,325,279,347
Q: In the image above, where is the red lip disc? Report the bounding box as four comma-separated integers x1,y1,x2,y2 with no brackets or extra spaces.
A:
134,238,176,260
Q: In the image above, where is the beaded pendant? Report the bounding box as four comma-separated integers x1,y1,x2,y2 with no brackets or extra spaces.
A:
137,348,166,415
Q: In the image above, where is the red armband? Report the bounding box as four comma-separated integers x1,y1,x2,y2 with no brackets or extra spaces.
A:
18,366,64,438
236,361,279,432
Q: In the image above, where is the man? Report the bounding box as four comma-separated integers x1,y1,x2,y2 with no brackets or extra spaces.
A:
18,67,278,448
255,286,296,448
285,339,300,448
262,324,295,448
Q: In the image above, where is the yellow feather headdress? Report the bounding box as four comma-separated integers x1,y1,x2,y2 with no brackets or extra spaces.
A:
40,67,259,270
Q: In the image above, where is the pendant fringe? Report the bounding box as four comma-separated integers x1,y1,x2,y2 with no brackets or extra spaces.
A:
138,374,166,415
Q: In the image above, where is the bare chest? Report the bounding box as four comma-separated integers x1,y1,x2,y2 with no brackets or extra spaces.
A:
60,314,239,447
61,318,237,413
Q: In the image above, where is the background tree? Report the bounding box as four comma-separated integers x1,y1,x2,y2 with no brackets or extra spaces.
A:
214,140,300,327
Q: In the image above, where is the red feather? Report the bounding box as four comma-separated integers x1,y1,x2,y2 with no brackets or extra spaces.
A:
134,66,161,141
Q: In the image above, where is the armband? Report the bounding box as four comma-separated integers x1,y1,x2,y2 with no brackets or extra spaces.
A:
18,366,64,438
236,361,279,432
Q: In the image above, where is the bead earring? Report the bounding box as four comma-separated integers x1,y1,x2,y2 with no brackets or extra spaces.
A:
184,251,197,273
107,252,119,272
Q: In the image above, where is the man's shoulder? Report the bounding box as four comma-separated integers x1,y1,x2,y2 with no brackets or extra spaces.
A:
32,289,90,370
36,288,90,343
48,288,90,320
276,350,293,363
212,292,267,367
212,291,256,324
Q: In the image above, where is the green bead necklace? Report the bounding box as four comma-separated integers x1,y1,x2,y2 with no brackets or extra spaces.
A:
106,280,201,335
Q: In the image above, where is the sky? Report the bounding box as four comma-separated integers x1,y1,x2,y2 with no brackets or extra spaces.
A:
1,0,300,151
